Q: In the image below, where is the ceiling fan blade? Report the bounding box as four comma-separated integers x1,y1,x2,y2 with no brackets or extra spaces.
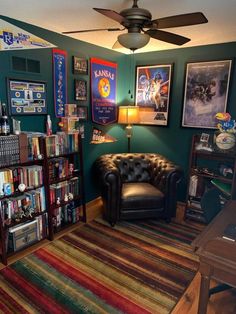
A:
93,8,125,24
62,28,123,34
146,29,190,45
152,12,208,29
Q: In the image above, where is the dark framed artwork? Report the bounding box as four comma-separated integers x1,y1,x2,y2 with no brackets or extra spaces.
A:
73,56,88,74
75,79,87,101
77,106,88,121
135,64,173,126
182,59,232,129
7,78,47,115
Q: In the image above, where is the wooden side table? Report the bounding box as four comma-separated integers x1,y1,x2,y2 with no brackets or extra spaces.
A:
192,200,236,314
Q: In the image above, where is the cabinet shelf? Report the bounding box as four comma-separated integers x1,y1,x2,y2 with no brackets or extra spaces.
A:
49,171,80,185
191,169,232,184
0,184,44,201
3,211,47,229
46,151,78,160
49,195,81,210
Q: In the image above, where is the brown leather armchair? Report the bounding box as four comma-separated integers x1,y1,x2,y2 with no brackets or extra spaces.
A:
94,153,183,226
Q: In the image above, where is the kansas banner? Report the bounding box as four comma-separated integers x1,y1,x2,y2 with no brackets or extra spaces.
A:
0,19,56,51
91,58,117,125
53,49,67,117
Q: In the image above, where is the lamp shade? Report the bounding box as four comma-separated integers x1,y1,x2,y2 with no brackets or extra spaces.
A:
118,106,140,125
117,33,150,50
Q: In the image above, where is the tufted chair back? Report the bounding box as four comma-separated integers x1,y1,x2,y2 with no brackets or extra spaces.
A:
112,154,152,183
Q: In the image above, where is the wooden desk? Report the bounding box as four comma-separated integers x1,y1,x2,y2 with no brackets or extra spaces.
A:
192,200,236,314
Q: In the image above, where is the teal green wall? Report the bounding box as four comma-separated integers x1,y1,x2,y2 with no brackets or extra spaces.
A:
1,16,236,202
126,43,236,200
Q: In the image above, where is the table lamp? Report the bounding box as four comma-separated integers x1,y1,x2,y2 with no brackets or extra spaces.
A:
118,106,140,152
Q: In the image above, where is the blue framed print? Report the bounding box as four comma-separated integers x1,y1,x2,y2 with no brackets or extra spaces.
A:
7,78,47,115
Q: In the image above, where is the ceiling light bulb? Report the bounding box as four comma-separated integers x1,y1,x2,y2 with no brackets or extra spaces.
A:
117,33,150,50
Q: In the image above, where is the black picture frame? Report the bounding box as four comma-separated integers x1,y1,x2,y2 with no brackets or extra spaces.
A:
181,59,232,129
74,79,87,101
73,56,88,74
77,106,88,121
7,78,47,115
135,63,173,126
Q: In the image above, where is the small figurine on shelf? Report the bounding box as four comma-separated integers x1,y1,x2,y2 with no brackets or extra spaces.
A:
56,197,61,205
46,115,52,136
68,192,74,200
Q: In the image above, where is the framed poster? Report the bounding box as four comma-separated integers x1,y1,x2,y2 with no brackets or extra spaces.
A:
182,59,232,129
73,56,88,74
75,79,87,101
7,78,47,115
77,106,88,120
135,64,172,126
90,57,117,125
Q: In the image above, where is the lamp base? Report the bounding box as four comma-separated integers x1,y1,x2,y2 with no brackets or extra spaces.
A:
126,124,132,153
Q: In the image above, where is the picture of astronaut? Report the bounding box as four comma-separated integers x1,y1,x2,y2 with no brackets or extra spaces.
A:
182,60,232,128
135,64,172,126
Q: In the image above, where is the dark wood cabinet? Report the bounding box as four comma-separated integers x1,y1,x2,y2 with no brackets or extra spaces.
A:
185,134,236,224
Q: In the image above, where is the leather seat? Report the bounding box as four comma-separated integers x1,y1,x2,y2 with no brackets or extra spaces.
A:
94,153,183,226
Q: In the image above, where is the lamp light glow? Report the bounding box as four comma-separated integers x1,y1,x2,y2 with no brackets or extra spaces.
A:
117,33,150,50
118,106,140,152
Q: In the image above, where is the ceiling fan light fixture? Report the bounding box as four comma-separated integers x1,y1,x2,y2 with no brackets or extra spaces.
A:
117,33,150,50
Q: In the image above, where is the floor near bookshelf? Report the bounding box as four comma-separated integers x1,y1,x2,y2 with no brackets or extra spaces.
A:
0,218,200,313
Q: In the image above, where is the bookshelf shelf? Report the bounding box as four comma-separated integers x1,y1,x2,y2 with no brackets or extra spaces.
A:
185,134,236,224
3,210,47,229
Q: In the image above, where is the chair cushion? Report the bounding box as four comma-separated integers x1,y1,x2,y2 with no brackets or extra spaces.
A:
121,182,165,210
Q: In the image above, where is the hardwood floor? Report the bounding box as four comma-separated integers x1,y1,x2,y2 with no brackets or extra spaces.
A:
1,199,236,313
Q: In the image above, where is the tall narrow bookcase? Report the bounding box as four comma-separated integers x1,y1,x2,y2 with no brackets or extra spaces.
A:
42,132,86,240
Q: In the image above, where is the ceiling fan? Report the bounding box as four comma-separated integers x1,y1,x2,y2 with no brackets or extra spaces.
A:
62,0,208,50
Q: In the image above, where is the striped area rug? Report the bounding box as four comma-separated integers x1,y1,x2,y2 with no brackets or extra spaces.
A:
0,218,200,314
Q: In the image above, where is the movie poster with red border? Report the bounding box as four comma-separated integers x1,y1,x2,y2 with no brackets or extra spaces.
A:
90,58,117,125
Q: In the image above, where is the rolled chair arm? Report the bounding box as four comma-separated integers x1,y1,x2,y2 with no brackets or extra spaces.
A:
94,156,121,225
149,155,183,218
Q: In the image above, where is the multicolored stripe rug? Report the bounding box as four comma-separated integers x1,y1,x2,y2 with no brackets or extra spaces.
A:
0,218,200,313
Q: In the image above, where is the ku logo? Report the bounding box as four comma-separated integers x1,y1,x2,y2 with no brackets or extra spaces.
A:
3,31,13,45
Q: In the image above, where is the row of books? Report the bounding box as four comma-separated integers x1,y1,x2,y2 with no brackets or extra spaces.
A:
53,202,80,228
45,132,79,157
0,165,43,197
0,135,20,167
49,177,79,205
48,157,71,181
0,186,46,225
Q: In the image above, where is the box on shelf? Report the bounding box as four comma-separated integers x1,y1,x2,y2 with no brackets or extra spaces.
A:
64,104,78,117
8,220,38,252
60,117,80,132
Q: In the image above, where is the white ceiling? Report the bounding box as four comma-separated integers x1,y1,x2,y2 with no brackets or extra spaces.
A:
1,0,236,54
